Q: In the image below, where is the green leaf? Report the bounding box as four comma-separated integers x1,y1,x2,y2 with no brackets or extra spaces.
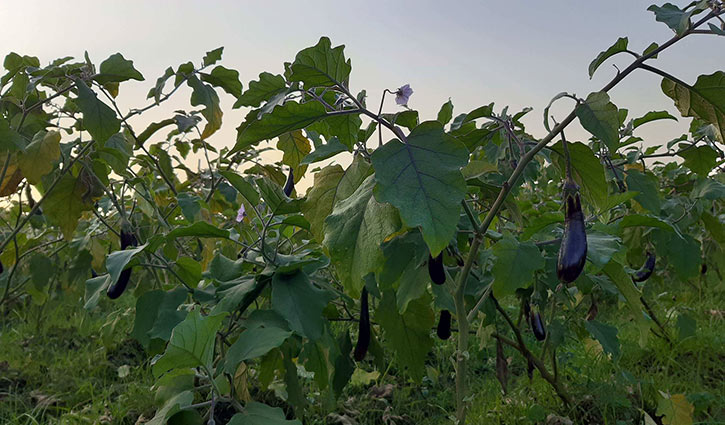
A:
662,72,725,143
95,53,144,84
300,137,348,165
203,47,223,66
145,391,194,425
136,119,175,146
522,212,564,240
201,65,243,98
576,91,620,152
0,118,24,152
618,214,677,233
43,173,96,240
332,330,355,396
228,402,302,425
652,230,701,280
152,309,227,376
678,145,719,176
289,36,351,88
221,170,260,206
167,222,230,240
602,261,650,347
75,79,120,143
277,130,311,177
147,67,174,104
323,175,400,296
586,231,621,270
437,99,454,125
701,212,725,245
691,178,725,200
491,236,545,296
625,170,661,213
233,101,328,153
648,3,692,35
632,110,677,129
17,130,60,184
371,121,469,256
187,75,222,138
271,270,332,341
585,320,621,360
301,157,372,243
676,314,696,340
224,327,292,373
207,253,244,283
131,288,188,348
234,72,287,108
656,393,695,425
325,113,362,149
375,291,434,382
551,141,607,210
589,37,628,78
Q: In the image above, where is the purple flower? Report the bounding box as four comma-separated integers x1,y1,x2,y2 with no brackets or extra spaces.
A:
395,84,413,106
235,204,246,222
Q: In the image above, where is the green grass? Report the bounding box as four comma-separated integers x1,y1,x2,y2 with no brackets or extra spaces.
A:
1,279,723,424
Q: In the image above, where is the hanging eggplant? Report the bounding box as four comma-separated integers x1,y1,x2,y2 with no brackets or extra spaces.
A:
353,287,370,361
283,168,295,197
529,308,546,341
107,225,138,299
632,252,655,282
436,310,452,340
428,253,446,285
557,179,587,284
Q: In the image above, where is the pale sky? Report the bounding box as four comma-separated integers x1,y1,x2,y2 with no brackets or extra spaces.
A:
1,1,721,186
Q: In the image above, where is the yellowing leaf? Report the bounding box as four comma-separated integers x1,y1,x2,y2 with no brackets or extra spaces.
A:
18,130,61,184
657,392,694,425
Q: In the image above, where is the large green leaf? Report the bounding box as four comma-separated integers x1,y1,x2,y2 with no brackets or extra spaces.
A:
371,121,469,256
152,309,227,377
491,236,545,296
288,36,351,88
585,320,621,360
625,170,661,213
200,65,242,98
586,231,622,270
277,130,311,177
575,91,620,152
632,110,677,129
131,288,188,348
375,291,434,382
325,112,362,149
551,141,607,210
302,156,372,243
187,75,222,138
75,79,120,143
234,72,286,108
43,172,96,240
228,402,302,425
589,37,628,78
17,130,60,184
233,101,328,153
271,270,332,341
648,3,692,35
145,391,194,425
95,53,144,84
662,72,725,143
678,145,719,176
652,230,701,280
221,170,260,206
323,175,401,296
300,137,348,165
224,326,292,373
602,261,650,347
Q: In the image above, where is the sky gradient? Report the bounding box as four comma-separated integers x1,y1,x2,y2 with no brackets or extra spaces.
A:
1,1,721,183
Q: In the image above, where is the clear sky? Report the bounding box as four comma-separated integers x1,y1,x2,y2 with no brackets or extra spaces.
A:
1,1,721,184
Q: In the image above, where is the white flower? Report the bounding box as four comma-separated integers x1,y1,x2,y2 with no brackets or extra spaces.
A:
235,204,246,222
395,84,413,106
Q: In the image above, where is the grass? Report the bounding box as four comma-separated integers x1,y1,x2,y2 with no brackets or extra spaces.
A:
1,278,723,424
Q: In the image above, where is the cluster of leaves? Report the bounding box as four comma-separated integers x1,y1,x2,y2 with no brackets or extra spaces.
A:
1,1,724,423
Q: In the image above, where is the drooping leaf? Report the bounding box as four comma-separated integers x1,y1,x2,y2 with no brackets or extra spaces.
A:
375,291,434,382
678,145,719,176
17,130,60,184
187,75,222,138
277,130,311,177
225,327,292,373
145,391,194,425
271,270,332,341
652,230,701,280
575,91,620,152
656,393,694,425
301,156,372,243
491,236,545,296
75,79,120,143
589,37,628,78
661,72,725,143
586,231,621,270
371,121,469,256
300,137,349,165
648,3,692,35
602,261,650,347
585,320,621,360
325,112,362,149
201,65,243,98
131,288,188,348
632,110,677,129
323,175,400,296
551,141,607,210
625,170,661,213
43,172,97,240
